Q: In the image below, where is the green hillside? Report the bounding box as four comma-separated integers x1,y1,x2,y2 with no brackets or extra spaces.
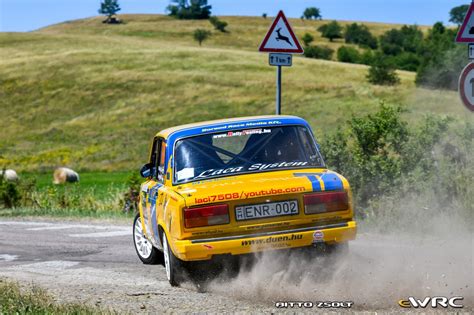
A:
0,15,468,172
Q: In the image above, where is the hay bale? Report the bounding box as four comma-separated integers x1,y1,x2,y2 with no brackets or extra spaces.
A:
0,169,18,181
53,167,79,184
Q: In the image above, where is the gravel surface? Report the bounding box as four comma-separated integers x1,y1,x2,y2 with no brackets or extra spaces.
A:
0,218,471,314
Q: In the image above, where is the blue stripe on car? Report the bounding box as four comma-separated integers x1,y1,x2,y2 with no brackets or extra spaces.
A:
307,175,322,192
294,173,323,192
320,173,343,191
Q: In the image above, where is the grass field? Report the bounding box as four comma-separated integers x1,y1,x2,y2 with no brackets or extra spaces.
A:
0,278,108,314
0,14,470,172
22,171,130,196
0,171,135,217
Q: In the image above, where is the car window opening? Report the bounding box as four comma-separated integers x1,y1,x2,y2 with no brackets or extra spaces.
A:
174,126,324,184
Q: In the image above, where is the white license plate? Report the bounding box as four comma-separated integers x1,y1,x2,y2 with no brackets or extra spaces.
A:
235,200,299,221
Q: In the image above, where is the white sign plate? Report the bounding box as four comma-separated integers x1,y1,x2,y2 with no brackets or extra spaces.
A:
269,53,292,66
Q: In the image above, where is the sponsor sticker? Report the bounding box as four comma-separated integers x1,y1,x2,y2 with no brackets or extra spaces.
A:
193,161,309,180
177,168,194,181
212,128,271,139
313,230,324,242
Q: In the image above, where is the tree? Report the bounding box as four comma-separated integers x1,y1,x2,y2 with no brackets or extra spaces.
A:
449,4,470,25
380,25,423,55
301,33,314,46
344,23,378,49
302,7,322,20
379,29,404,55
401,25,423,52
98,0,121,24
318,21,343,42
209,16,228,32
194,29,211,46
167,0,212,20
367,54,400,86
262,13,267,19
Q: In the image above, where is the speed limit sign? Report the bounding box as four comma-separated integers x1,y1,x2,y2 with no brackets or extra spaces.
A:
459,62,474,112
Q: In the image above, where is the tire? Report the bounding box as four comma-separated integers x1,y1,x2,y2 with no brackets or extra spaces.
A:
162,232,185,287
133,213,164,265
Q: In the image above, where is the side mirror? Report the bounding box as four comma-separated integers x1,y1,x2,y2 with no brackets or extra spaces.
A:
140,163,153,178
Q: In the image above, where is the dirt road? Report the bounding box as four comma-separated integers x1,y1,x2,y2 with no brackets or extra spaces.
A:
0,219,472,313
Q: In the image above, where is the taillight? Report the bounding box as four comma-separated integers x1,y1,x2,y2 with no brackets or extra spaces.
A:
304,191,349,214
184,204,230,228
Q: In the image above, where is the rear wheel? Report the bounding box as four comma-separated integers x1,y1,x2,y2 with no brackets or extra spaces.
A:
133,214,163,265
163,232,185,286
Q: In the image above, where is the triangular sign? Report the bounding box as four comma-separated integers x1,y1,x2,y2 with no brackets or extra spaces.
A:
259,11,304,54
456,3,474,43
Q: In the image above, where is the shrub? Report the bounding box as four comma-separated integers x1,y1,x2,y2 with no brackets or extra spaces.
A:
337,46,361,63
209,16,228,32
301,33,314,46
360,49,375,65
390,52,421,72
0,175,20,208
367,54,400,85
319,104,460,212
121,172,141,214
304,45,334,60
416,43,464,90
193,28,211,46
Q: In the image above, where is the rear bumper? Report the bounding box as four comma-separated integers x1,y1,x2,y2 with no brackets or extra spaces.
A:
172,221,357,261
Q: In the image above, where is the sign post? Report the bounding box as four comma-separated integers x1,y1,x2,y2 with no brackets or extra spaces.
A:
259,11,304,115
276,65,282,114
456,1,474,111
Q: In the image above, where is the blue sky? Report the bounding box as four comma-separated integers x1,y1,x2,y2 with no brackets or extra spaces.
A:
0,0,468,32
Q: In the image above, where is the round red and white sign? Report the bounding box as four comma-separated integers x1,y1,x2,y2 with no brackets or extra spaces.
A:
459,62,474,112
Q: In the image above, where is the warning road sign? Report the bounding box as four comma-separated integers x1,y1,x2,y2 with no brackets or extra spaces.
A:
458,63,474,111
456,3,474,43
259,11,304,54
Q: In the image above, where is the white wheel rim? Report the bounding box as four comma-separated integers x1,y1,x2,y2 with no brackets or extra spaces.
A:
134,218,152,259
163,236,171,281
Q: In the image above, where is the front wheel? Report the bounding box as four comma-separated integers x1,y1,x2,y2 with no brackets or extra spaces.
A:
133,214,163,265
163,232,185,286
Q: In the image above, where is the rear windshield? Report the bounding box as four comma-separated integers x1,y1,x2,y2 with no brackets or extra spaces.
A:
173,126,324,184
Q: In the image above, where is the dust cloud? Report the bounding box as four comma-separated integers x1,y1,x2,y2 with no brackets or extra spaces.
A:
206,194,473,311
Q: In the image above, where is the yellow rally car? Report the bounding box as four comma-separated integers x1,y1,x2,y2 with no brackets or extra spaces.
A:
133,115,357,286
